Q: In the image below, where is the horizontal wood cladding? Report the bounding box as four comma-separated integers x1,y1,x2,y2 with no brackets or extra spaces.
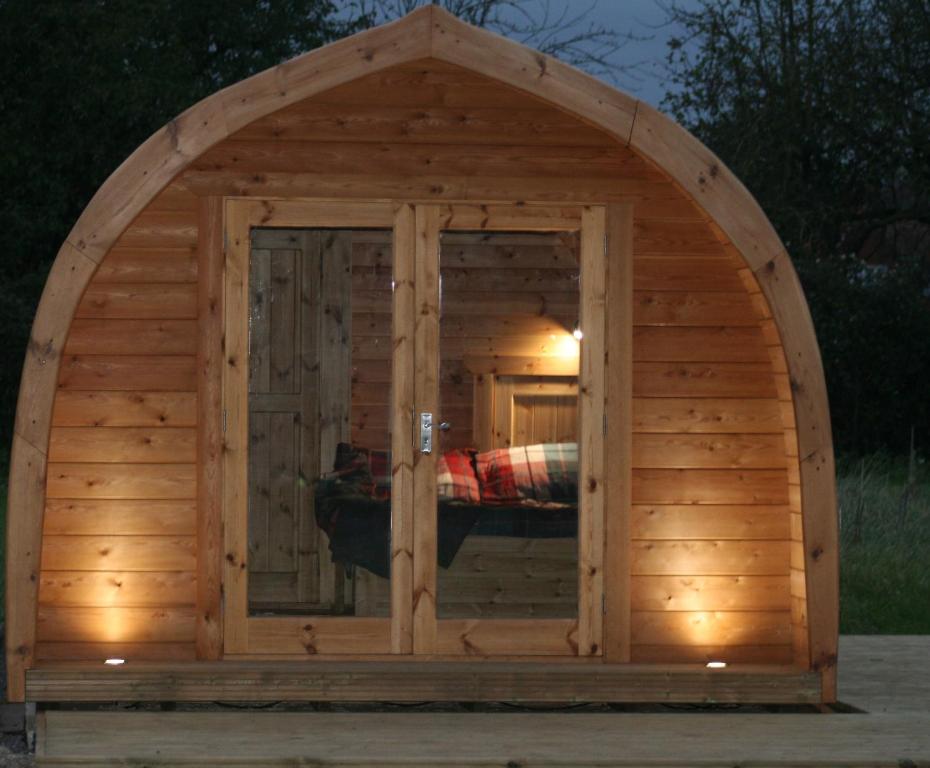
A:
38,184,200,662
37,605,197,643
24,660,820,703
39,572,197,606
52,392,197,427
34,56,801,671
44,500,197,535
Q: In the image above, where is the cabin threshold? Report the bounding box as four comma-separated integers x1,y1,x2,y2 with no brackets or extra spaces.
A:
26,660,820,704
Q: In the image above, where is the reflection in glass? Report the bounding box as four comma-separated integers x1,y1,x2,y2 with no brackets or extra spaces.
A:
435,231,581,619
247,228,393,616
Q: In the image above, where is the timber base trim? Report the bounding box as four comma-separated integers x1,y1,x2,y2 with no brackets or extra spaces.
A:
26,661,820,704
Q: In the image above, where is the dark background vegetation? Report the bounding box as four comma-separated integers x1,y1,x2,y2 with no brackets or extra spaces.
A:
0,0,927,631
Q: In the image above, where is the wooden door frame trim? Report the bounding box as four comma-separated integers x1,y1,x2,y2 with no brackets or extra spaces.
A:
222,199,397,655
413,203,605,658
7,5,835,701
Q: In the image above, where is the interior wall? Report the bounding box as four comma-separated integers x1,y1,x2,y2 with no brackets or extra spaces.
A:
34,58,804,666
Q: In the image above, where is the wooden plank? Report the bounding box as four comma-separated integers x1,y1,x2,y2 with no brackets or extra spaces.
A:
632,362,779,398
45,463,196,500
633,290,757,326
604,202,633,662
633,326,770,363
753,250,839,701
631,540,790,576
630,504,790,540
245,618,392,655
463,354,579,377
434,620,578,655
296,231,322,606
632,469,789,505
116,209,198,248
51,391,197,427
634,219,723,256
94,248,197,283
180,171,698,215
631,433,787,469
4,435,48,701
35,642,196,662
630,644,794,664
197,195,224,660
25,660,820,704
57,355,197,391
634,257,744,292
47,427,196,463
76,283,198,319
193,140,640,179
234,103,616,146
391,203,416,653
412,204,440,654
65,319,198,355
269,250,299,393
38,571,196,607
631,610,792,647
244,200,394,229
43,499,196,535
439,203,582,232
577,206,606,657
222,200,251,654
632,397,783,434
41,535,197,571
37,605,196,643
630,575,790,611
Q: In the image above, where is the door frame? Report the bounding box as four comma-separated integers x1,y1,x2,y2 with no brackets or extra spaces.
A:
410,203,607,657
222,199,402,655
222,198,613,659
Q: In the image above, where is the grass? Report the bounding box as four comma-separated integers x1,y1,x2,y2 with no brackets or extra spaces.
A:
838,453,930,633
0,454,925,633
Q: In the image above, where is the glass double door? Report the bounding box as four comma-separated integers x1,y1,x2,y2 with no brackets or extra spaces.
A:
228,200,605,658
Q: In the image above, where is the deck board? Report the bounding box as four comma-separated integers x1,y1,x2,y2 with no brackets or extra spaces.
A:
31,637,930,766
36,710,930,766
838,635,930,713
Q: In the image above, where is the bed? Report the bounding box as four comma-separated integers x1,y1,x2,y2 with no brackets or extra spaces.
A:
314,442,579,618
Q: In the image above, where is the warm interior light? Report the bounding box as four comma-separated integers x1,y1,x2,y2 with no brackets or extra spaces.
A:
104,658,125,666
572,327,583,341
706,661,727,669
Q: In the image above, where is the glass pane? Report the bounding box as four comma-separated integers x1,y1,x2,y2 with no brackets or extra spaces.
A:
436,230,580,619
247,228,393,616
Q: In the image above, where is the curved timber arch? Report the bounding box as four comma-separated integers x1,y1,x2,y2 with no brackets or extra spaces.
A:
6,5,837,701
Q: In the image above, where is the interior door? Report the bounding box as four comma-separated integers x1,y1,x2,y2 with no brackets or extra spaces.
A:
411,204,606,657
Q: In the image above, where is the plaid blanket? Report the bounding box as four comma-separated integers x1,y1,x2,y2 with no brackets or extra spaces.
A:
330,443,480,504
475,443,578,504
329,442,577,505
437,449,480,504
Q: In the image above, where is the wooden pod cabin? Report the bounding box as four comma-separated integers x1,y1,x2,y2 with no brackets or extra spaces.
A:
6,7,838,706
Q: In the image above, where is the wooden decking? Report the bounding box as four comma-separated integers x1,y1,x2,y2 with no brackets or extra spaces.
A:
34,636,930,766
25,660,819,704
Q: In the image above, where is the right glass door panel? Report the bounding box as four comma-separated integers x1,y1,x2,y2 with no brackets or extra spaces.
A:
436,230,581,620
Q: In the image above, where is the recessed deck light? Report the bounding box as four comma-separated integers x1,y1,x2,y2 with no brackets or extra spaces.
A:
706,661,727,669
104,658,125,666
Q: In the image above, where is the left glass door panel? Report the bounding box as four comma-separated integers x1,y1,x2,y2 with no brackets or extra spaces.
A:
247,227,394,617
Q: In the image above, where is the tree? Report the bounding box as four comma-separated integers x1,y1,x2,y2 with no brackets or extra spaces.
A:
349,0,632,78
661,0,930,454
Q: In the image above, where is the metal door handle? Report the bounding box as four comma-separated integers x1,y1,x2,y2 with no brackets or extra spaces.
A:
439,422,451,432
420,412,433,454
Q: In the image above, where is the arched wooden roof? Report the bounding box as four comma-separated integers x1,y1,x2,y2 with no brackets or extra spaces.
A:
7,6,837,699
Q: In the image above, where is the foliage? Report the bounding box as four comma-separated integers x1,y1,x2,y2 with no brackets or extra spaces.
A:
349,0,633,78
662,0,930,455
838,453,930,632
